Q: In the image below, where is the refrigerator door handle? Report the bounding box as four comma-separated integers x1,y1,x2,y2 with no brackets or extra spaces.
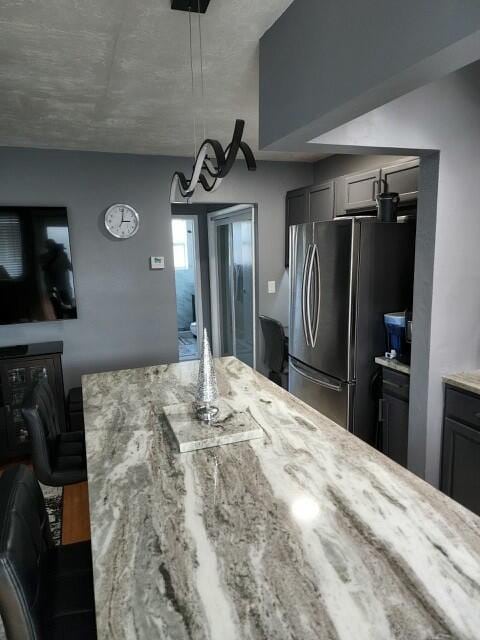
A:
306,244,315,346
302,244,313,346
290,359,343,392
310,244,321,348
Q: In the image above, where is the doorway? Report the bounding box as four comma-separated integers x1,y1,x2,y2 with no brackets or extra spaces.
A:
172,216,203,361
208,205,256,368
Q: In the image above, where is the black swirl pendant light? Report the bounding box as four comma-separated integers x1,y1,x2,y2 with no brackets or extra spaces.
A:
170,1,257,203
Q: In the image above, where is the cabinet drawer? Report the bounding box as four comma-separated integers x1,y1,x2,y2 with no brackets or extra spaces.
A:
445,387,480,430
382,368,410,401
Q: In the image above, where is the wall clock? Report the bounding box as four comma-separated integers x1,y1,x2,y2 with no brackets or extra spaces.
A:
104,204,140,239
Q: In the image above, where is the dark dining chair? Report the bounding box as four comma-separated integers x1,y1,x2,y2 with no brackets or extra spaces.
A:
259,315,289,389
22,379,87,487
0,465,97,640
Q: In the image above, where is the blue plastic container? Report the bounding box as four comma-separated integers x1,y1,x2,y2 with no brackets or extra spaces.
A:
384,312,406,356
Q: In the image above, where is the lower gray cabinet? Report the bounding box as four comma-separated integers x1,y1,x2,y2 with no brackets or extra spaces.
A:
442,386,480,516
380,367,410,467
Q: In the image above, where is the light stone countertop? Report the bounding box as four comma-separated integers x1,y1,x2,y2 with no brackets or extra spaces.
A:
82,356,480,640
443,370,480,396
375,355,411,375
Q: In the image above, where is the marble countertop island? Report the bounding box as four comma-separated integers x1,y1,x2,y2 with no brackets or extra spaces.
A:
375,355,411,375
83,357,480,640
443,370,480,395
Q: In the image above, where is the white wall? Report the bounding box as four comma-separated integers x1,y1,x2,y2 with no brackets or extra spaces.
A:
0,148,312,389
310,61,480,486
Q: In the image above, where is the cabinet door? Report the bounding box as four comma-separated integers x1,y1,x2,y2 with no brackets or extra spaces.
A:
381,392,409,467
381,159,419,203
441,417,480,516
0,356,57,457
344,168,381,213
308,181,334,223
285,187,308,267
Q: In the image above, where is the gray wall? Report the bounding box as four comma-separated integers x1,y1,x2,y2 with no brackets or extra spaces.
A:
194,161,313,370
311,61,480,487
259,0,480,152
0,148,312,389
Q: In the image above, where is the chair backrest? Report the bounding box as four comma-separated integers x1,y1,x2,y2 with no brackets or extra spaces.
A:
259,315,286,373
0,465,52,640
22,379,61,485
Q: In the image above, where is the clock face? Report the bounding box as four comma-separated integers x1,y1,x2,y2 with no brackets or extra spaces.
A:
104,204,140,239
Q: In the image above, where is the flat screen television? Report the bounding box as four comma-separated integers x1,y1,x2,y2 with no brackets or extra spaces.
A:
0,207,77,325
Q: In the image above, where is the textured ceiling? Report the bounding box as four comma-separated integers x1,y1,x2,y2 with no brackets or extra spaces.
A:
0,0,325,161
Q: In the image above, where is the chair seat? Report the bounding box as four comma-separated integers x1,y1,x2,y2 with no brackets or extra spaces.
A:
49,431,87,485
45,542,97,640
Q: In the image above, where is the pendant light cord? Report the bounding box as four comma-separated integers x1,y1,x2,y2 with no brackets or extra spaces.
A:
188,8,197,159
197,0,206,141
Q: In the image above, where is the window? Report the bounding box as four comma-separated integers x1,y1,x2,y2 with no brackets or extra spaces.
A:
172,219,189,270
0,214,23,280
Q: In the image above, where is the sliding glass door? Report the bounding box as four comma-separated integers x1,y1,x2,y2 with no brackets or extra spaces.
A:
209,207,255,368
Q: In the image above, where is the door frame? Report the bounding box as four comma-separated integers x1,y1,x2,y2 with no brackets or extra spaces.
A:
207,205,257,369
172,214,204,357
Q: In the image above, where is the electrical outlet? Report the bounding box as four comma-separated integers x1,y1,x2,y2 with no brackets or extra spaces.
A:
267,280,276,294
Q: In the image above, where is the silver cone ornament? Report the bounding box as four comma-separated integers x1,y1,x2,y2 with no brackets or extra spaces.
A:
195,329,219,422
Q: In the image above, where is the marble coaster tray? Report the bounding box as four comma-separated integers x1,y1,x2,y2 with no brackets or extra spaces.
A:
163,399,263,453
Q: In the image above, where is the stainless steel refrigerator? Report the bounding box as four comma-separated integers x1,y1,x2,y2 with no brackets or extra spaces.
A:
289,218,415,444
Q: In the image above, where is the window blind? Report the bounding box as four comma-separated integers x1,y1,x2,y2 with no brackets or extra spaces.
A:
0,214,24,280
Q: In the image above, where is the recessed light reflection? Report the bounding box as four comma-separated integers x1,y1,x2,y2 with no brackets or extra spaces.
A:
291,495,320,523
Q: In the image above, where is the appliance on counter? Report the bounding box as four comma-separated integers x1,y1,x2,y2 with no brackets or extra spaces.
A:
288,218,415,444
384,311,411,364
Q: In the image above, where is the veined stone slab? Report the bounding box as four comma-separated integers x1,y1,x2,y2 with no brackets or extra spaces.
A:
83,357,480,640
163,399,264,452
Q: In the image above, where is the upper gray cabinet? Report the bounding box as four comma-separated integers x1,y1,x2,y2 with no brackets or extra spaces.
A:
285,187,308,267
285,181,334,266
381,158,419,203
308,181,334,223
343,168,381,213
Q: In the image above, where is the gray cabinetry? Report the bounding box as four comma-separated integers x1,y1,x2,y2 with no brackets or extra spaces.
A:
343,168,380,213
442,386,480,515
380,367,409,467
285,187,308,267
285,181,334,266
381,158,419,203
308,181,334,223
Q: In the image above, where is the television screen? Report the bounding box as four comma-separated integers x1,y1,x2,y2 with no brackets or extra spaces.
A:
0,207,77,325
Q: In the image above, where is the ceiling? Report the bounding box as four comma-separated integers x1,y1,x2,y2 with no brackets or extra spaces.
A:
0,0,325,162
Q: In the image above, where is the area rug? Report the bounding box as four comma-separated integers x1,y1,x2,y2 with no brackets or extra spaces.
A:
42,484,63,546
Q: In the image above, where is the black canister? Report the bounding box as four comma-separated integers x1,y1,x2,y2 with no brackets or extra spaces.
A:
376,190,400,222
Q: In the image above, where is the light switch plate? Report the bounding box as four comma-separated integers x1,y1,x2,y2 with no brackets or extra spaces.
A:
150,256,165,270
267,280,276,293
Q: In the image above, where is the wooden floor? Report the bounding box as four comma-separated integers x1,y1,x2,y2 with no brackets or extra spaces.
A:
0,459,91,545
62,481,91,544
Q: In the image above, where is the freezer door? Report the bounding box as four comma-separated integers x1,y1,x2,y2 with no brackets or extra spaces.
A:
288,357,354,430
290,219,356,381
